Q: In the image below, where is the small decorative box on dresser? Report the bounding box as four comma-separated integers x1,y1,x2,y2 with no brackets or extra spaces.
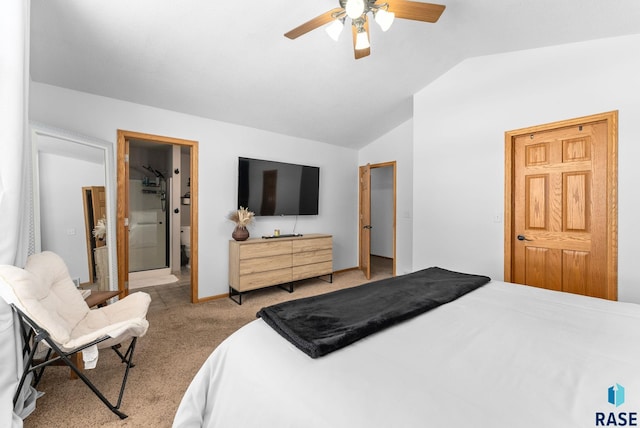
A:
228,234,333,304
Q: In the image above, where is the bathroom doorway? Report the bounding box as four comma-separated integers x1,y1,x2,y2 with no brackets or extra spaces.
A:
127,141,171,274
116,130,199,303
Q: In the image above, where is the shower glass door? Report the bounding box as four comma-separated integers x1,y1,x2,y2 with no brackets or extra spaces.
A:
129,178,168,272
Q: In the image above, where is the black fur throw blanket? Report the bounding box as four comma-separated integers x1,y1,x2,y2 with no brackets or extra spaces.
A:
257,267,491,358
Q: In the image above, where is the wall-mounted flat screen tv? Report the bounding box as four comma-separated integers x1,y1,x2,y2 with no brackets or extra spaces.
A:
237,157,320,216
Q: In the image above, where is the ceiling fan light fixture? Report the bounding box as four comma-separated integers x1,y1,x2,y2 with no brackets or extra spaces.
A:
345,0,366,19
284,1,446,59
374,8,395,32
325,18,345,41
355,27,370,50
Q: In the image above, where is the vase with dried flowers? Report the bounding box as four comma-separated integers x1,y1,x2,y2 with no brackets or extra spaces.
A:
227,206,254,241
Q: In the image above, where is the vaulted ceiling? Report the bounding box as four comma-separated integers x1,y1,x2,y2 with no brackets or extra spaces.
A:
30,0,640,148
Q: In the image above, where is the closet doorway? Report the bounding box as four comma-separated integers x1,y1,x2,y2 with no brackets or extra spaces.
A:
359,161,396,279
117,130,199,303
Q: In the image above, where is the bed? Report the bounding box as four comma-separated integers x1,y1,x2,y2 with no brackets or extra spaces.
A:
173,268,640,427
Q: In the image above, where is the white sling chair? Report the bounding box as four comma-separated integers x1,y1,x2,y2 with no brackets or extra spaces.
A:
0,251,151,420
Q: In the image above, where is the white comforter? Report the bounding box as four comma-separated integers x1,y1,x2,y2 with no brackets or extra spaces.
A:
173,281,640,427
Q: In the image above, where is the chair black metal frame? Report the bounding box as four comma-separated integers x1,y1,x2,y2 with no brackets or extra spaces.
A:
11,303,139,419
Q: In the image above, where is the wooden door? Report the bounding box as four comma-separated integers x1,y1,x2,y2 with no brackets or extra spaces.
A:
359,164,371,279
505,112,618,300
117,138,131,297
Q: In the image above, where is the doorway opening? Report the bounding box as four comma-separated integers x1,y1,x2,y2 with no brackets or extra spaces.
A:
359,161,396,280
117,130,199,303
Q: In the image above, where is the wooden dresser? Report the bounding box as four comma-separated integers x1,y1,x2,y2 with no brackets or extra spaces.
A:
228,234,332,304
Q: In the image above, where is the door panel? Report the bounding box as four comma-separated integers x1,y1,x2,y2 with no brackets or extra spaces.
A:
506,112,617,300
359,164,371,279
523,246,561,291
562,250,589,295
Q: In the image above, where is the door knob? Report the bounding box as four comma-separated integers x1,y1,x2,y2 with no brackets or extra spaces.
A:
517,235,532,241
363,225,373,230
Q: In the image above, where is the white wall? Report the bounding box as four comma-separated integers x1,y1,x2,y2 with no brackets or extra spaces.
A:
359,119,413,275
413,34,640,303
30,82,359,299
38,152,105,283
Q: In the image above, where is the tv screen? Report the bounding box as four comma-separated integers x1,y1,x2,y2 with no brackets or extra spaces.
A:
237,157,320,216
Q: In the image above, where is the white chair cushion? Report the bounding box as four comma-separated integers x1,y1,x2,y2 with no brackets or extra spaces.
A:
72,292,151,349
0,251,150,352
0,262,84,346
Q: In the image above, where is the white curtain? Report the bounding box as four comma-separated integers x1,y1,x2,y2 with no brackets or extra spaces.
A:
0,0,33,421
0,0,31,267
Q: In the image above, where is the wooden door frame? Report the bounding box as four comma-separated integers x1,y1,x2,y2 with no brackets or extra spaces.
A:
358,161,397,277
117,130,199,303
504,111,618,297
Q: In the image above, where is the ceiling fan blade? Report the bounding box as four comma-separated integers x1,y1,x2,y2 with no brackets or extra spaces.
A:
352,20,371,60
284,7,344,39
385,0,445,23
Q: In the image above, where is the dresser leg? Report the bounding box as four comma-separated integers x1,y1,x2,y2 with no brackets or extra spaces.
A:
229,286,243,305
318,273,333,284
277,283,294,293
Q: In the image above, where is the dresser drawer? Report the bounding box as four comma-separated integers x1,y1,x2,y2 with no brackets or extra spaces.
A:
292,249,332,267
292,261,333,281
292,237,332,253
239,254,291,275
239,240,291,259
239,269,292,292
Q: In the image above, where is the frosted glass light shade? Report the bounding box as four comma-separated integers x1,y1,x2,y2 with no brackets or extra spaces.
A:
355,30,370,50
325,19,344,41
375,9,395,32
346,0,365,19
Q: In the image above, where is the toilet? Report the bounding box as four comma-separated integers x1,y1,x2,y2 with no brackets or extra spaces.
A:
180,226,191,268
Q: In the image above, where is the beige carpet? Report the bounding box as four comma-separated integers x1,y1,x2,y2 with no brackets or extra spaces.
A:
23,263,392,427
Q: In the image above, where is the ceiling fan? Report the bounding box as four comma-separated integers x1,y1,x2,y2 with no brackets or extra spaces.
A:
284,0,445,59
